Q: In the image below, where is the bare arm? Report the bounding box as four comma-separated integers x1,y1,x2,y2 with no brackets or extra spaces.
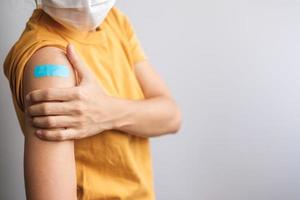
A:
112,60,182,137
110,13,182,137
23,46,181,140
23,47,77,200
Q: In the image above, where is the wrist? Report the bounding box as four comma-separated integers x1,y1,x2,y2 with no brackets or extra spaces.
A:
108,96,136,131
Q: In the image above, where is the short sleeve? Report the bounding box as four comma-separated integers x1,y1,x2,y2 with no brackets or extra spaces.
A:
3,41,67,136
123,15,148,65
4,40,67,112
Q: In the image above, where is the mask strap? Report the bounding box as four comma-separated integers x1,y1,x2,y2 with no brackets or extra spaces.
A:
35,0,42,8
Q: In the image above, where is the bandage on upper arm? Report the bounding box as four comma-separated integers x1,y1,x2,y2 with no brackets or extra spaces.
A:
33,64,71,78
23,47,77,101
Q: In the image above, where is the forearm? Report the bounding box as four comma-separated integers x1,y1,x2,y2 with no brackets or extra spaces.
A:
109,95,182,137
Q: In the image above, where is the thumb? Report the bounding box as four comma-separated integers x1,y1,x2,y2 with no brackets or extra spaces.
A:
66,44,93,83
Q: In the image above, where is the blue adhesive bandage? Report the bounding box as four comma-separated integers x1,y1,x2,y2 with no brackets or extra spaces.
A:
34,64,70,78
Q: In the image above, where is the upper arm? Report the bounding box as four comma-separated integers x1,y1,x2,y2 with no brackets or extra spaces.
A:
23,47,77,200
134,60,172,99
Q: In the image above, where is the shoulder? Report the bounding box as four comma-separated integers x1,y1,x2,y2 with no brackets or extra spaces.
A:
3,9,73,119
5,9,68,62
4,9,68,80
106,6,132,31
15,9,67,49
108,6,128,23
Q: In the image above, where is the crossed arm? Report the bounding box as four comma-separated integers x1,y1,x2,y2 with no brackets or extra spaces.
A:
23,45,181,199
25,45,181,140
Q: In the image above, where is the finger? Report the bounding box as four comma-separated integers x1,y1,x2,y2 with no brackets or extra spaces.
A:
35,128,79,141
31,115,79,129
27,87,78,103
27,102,76,117
66,44,94,83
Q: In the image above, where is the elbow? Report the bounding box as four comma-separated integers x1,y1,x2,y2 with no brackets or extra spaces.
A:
169,105,182,134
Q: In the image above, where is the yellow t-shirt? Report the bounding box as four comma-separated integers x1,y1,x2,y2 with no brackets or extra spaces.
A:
3,7,155,200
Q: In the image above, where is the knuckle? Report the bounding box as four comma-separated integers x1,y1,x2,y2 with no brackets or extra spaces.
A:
32,117,38,125
43,90,51,100
77,117,85,126
41,104,49,114
30,93,37,102
45,117,55,127
27,106,34,115
74,102,85,115
76,88,85,100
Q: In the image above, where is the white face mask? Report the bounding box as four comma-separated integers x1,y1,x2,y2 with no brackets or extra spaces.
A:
37,0,116,31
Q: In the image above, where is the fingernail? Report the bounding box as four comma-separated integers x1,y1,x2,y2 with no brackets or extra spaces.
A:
36,130,42,136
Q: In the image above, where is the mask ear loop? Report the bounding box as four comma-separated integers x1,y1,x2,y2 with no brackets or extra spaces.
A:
35,0,42,8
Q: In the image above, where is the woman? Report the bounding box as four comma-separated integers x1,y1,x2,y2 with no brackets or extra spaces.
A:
3,0,182,199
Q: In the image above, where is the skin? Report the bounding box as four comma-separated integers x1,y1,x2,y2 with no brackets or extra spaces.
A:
25,44,182,141
23,44,181,199
23,46,77,200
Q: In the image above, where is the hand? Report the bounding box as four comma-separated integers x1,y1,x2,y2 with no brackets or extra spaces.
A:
25,44,117,141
